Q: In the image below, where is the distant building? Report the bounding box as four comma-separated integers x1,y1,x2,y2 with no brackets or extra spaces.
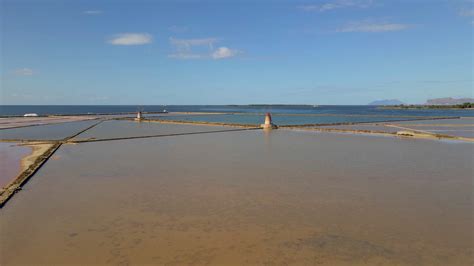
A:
135,111,143,121
261,113,277,129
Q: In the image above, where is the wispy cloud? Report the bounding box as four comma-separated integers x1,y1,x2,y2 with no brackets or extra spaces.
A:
337,21,411,32
13,68,35,76
169,37,218,50
298,0,374,12
459,8,474,17
168,53,206,60
83,10,102,15
107,33,153,45
458,6,474,25
168,37,215,59
211,47,240,59
169,37,238,60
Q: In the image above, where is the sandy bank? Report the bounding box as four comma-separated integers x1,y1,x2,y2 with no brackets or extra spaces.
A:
284,126,474,142
0,142,59,207
19,143,54,173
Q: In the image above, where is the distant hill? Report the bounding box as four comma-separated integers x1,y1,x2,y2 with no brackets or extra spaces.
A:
425,97,474,105
368,99,404,105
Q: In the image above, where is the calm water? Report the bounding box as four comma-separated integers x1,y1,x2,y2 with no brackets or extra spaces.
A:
426,129,474,138
74,120,247,141
389,118,474,138
0,143,31,188
319,124,401,133
0,120,100,140
152,114,433,126
1,129,472,265
395,117,474,125
1,105,473,117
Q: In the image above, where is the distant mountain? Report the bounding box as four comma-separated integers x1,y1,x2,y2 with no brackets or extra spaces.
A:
368,99,404,105
425,97,474,105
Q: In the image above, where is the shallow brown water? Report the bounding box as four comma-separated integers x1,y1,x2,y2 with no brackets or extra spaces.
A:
0,142,31,188
1,129,473,265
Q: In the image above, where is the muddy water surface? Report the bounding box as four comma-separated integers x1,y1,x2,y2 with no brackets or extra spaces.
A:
73,120,246,141
0,142,31,188
1,130,472,265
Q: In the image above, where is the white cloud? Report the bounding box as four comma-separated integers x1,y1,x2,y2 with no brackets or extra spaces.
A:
13,68,35,76
169,37,218,50
211,47,239,59
169,37,237,59
298,0,373,12
84,10,102,15
337,21,410,32
168,37,240,60
108,33,153,45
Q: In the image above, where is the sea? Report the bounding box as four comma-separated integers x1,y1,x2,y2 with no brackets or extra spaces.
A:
1,105,473,117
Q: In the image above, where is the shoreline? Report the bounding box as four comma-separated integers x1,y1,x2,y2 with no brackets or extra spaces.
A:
281,126,474,143
131,118,474,143
0,111,224,119
19,143,55,173
0,142,59,207
379,106,474,110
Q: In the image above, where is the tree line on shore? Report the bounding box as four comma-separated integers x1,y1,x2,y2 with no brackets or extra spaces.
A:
383,102,473,109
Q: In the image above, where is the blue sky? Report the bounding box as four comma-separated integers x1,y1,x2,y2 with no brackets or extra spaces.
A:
1,0,473,105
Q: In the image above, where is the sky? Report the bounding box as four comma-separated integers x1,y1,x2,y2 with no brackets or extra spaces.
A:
1,0,473,105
